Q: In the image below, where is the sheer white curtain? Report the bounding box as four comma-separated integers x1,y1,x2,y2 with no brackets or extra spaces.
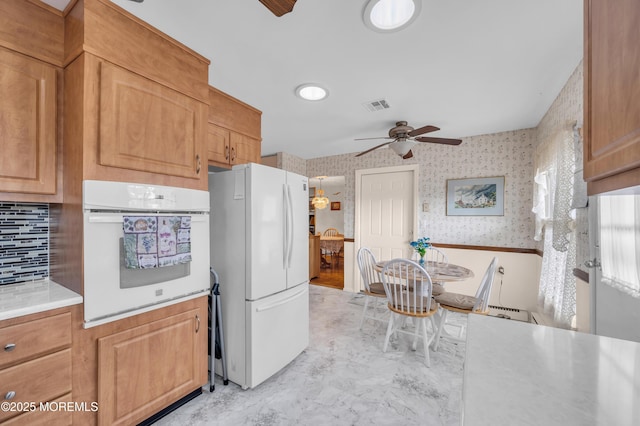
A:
532,124,577,328
599,195,640,298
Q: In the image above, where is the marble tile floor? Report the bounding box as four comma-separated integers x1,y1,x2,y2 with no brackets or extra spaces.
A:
156,285,467,426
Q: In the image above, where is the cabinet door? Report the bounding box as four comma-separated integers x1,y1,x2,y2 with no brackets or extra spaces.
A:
99,62,205,179
584,0,640,191
230,131,261,165
207,122,230,166
0,47,57,195
97,307,206,426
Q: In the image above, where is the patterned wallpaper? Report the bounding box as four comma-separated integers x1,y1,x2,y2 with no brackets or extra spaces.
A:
279,152,307,176
307,128,537,248
0,203,49,285
302,60,585,254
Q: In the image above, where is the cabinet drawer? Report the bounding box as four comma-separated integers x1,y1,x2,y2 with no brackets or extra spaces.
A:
0,349,71,422
2,393,73,426
0,312,71,369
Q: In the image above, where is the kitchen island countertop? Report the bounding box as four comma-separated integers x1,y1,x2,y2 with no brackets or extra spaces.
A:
0,279,82,321
463,314,640,426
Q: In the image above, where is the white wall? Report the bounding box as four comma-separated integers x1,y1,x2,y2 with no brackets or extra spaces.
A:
440,248,541,313
346,243,541,313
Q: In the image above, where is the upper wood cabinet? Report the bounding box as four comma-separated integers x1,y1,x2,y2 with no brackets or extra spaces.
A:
207,123,261,167
0,47,59,201
0,0,64,203
63,0,210,191
98,61,205,180
207,86,262,169
584,0,640,194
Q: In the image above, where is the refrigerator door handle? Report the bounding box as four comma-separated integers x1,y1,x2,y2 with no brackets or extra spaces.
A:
255,287,307,312
286,184,294,267
283,184,289,269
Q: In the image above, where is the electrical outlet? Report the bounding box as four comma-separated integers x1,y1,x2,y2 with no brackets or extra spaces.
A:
422,202,430,212
498,266,505,275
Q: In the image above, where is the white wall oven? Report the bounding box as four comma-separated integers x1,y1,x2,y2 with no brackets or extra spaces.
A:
82,180,210,328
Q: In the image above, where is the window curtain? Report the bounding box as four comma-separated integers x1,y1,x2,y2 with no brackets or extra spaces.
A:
599,195,640,298
532,123,577,328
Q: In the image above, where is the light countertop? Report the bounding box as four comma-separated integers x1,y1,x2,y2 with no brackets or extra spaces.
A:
463,315,640,426
0,279,82,321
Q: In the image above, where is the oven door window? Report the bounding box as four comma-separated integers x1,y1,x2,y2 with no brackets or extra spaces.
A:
119,238,190,288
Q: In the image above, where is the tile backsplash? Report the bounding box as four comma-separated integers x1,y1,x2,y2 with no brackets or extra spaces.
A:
0,203,49,285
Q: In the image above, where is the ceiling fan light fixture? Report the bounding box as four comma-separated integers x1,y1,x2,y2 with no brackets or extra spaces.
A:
364,0,421,33
296,84,329,101
389,140,415,157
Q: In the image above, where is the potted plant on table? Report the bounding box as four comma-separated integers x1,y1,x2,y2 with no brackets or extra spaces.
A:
409,237,431,266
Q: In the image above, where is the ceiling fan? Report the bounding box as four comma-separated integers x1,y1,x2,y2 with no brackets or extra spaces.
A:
259,0,297,17
355,121,462,159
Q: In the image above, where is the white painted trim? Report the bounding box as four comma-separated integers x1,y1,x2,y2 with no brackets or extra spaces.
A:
353,164,419,292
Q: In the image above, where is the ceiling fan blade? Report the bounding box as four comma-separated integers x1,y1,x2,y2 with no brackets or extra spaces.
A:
354,136,393,141
259,0,297,16
408,125,440,137
402,150,414,160
355,141,394,157
415,136,463,146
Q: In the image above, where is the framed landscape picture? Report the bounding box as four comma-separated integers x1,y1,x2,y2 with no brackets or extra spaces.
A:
331,201,341,211
446,176,504,216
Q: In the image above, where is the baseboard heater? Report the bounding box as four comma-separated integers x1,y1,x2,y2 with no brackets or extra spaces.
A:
488,305,531,322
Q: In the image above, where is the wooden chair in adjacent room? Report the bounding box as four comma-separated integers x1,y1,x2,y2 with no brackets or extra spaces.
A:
432,257,499,352
380,259,439,367
356,247,387,329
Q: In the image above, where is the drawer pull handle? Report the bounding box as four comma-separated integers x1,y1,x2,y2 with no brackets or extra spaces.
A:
5,391,16,400
196,154,202,174
3,343,15,352
195,314,200,333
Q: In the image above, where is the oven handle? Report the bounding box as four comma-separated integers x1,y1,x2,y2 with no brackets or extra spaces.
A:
87,214,208,224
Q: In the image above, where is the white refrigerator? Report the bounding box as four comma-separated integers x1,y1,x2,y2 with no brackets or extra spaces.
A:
209,163,309,389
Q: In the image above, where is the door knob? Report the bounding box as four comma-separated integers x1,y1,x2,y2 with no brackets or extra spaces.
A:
584,258,601,269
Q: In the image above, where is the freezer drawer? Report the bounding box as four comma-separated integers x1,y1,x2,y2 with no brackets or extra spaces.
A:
246,283,309,389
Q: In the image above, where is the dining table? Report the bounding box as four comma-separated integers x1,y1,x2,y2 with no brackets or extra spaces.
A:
319,235,344,268
374,260,474,283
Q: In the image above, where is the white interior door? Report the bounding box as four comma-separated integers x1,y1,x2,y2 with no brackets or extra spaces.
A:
589,194,640,342
355,165,418,290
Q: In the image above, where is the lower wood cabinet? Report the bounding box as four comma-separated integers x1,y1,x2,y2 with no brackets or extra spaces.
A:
68,297,208,426
97,307,205,425
0,308,72,424
309,234,321,279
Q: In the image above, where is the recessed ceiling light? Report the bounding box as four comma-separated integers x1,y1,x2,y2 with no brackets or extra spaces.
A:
363,0,421,33
295,84,329,101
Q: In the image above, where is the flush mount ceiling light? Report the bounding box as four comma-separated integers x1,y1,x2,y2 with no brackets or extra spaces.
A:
363,0,421,33
295,84,329,101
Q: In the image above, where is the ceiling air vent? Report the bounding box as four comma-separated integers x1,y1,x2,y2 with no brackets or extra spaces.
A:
362,99,390,112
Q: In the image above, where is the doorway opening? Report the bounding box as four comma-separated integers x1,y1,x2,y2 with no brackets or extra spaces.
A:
309,176,345,290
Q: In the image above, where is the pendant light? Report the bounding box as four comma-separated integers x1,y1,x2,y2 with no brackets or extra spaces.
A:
312,177,330,210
